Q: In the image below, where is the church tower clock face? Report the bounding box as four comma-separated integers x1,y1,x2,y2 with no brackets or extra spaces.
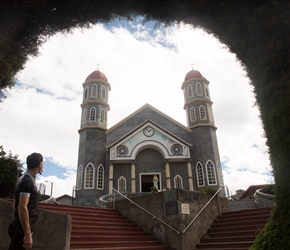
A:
143,126,154,137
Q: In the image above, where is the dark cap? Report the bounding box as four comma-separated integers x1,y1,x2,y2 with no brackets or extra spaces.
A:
26,153,43,169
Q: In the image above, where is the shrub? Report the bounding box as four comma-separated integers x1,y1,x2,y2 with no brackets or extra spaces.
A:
199,186,217,195
260,184,275,195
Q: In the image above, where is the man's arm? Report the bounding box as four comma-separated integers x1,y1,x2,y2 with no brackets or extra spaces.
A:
18,196,33,250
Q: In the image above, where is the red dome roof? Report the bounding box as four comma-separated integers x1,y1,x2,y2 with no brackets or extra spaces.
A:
85,70,108,82
184,69,203,81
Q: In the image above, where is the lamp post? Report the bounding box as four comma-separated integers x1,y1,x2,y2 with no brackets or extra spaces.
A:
45,181,53,197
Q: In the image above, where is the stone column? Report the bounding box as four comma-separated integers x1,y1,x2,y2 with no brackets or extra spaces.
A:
109,161,113,194
187,159,194,191
165,160,171,189
131,161,136,193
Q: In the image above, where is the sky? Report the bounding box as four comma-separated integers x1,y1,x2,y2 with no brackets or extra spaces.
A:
0,18,273,198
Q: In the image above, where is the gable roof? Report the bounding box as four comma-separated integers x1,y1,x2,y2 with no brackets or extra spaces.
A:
106,103,191,134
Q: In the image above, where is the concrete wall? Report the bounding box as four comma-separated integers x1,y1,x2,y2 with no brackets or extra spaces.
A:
0,199,71,250
109,189,228,250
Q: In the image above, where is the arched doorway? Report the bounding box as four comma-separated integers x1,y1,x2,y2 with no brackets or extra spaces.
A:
136,148,164,192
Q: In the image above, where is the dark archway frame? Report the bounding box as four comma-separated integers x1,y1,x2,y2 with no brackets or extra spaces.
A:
0,1,289,248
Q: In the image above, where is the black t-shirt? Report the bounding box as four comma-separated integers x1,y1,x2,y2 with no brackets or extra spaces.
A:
14,173,39,221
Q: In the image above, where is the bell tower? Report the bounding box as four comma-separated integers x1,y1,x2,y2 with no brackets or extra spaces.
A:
182,69,225,195
75,69,111,206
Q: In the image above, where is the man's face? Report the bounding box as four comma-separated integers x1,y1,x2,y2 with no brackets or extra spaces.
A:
38,161,44,174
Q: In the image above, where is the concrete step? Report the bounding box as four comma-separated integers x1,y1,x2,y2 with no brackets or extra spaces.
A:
71,240,166,248
40,202,169,249
196,241,253,249
196,207,273,250
71,246,169,250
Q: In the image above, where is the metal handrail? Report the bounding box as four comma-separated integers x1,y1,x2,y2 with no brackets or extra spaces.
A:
112,188,181,234
99,192,151,203
182,186,222,233
254,189,276,208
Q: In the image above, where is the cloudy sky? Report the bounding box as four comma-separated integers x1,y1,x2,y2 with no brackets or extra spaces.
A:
0,18,273,198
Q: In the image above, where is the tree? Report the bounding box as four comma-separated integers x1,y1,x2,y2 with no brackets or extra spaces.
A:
0,146,22,198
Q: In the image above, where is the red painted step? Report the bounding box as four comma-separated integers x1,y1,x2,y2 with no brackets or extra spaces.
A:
196,206,273,250
39,202,169,250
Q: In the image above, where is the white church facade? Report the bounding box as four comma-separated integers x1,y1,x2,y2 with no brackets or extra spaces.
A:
74,69,225,206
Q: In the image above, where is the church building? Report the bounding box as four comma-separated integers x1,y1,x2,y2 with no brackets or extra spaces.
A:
74,68,225,206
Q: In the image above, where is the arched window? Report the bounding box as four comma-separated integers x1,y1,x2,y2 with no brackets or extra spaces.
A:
89,107,96,121
208,106,214,122
216,161,224,186
84,86,88,99
100,109,105,123
82,109,87,124
91,84,98,97
84,164,95,189
190,107,196,122
174,175,183,189
97,165,104,190
205,87,209,97
206,161,217,185
199,105,207,120
76,165,83,190
118,176,126,193
196,82,203,96
101,86,106,100
187,84,193,98
196,162,205,187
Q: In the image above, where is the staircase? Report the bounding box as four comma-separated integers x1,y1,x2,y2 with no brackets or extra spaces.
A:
196,206,273,250
39,203,169,250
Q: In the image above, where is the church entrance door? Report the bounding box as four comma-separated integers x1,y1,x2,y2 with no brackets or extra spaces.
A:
140,173,160,193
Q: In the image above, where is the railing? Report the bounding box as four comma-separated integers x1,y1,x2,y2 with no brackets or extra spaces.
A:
254,189,276,208
99,191,151,204
182,186,223,233
100,188,224,235
111,188,181,234
40,196,59,204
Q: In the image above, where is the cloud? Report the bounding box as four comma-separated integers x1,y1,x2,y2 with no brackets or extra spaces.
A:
0,21,272,198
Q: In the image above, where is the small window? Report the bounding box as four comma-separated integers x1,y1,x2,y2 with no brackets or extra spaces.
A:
84,164,95,189
187,84,193,98
84,86,88,99
101,86,106,99
91,84,98,97
196,162,205,187
174,175,183,189
118,176,126,193
208,106,214,122
171,144,183,155
77,165,83,190
190,107,196,122
97,165,104,190
199,105,207,120
216,161,224,186
196,82,203,96
90,107,96,121
205,87,209,97
206,161,217,185
100,110,105,123
82,109,87,124
117,145,128,156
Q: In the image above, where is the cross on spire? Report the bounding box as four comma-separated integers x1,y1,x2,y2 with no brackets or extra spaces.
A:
96,63,100,70
190,63,194,70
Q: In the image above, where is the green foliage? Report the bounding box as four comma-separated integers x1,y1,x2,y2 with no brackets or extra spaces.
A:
150,186,158,193
250,207,290,250
199,186,217,196
0,146,23,198
260,184,275,195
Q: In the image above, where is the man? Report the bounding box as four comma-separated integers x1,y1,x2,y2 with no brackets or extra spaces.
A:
8,152,44,250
